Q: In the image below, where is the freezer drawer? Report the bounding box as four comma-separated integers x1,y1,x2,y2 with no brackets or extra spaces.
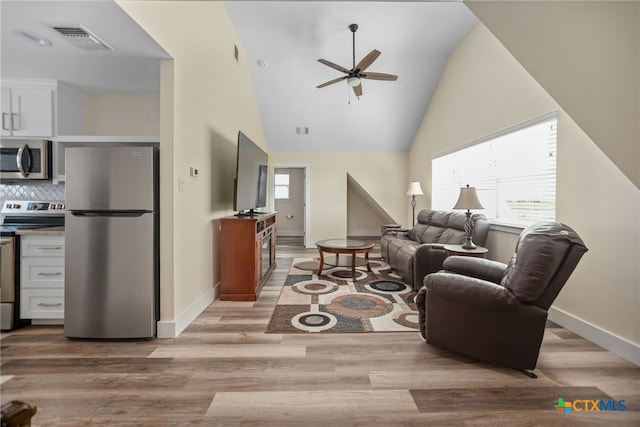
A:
64,212,158,339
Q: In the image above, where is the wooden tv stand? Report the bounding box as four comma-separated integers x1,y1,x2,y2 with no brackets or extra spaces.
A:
219,213,276,301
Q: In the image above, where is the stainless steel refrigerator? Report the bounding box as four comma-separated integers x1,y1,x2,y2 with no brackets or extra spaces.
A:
64,146,159,339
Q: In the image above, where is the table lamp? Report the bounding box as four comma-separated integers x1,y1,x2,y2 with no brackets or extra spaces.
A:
453,184,484,249
407,181,423,226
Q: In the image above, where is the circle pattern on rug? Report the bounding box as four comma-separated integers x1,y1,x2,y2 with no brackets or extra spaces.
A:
394,312,419,330
291,279,339,295
292,261,322,271
365,280,410,295
329,294,392,317
326,268,368,282
291,311,338,332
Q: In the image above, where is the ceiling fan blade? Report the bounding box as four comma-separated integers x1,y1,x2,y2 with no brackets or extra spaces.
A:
353,84,363,97
355,49,381,72
361,72,398,81
317,76,347,88
318,59,350,74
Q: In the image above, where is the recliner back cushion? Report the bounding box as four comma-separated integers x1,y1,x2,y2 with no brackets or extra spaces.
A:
501,223,572,302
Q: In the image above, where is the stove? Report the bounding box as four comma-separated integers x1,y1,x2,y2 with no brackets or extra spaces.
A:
1,200,65,330
1,200,65,235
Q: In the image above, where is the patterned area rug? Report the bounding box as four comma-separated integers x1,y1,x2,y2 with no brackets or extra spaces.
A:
266,257,419,333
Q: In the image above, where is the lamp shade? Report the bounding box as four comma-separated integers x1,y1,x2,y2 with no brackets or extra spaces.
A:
453,185,484,210
406,181,424,196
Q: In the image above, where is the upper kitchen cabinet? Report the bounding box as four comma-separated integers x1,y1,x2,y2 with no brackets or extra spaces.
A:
1,81,54,138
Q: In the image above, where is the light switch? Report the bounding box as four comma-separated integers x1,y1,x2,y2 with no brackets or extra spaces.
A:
178,178,186,191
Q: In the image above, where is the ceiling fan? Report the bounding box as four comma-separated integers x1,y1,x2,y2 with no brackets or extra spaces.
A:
317,23,398,97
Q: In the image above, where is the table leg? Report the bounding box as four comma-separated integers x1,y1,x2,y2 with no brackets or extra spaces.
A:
351,253,356,282
318,250,324,276
365,251,372,272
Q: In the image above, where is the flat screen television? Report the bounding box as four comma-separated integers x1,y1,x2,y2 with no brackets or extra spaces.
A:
233,131,269,215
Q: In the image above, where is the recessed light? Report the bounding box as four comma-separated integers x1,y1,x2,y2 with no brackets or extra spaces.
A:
11,29,52,47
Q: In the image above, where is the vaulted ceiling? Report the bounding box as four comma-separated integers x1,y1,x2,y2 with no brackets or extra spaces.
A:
224,1,477,151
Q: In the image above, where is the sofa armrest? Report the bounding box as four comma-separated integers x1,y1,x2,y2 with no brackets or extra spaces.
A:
442,256,508,284
413,244,447,288
424,272,519,310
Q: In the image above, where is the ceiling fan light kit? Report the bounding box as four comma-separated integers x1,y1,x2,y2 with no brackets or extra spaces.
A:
317,23,397,98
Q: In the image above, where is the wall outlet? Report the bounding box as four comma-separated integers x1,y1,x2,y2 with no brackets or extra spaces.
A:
190,166,199,177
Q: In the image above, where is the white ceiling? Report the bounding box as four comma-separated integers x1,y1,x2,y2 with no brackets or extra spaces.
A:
0,0,169,94
1,1,477,151
224,1,477,151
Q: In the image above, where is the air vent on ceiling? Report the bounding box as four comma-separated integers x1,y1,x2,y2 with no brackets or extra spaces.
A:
296,127,309,135
53,26,113,51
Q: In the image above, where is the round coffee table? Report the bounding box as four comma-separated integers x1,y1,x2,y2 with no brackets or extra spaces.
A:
315,239,375,282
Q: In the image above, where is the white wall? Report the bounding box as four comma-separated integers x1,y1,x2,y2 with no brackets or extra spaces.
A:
410,23,640,363
270,151,409,244
118,1,266,336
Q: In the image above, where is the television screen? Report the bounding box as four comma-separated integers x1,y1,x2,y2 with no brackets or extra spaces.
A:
234,131,269,215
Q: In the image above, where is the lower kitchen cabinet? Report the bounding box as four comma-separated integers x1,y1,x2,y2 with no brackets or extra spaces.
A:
20,234,65,319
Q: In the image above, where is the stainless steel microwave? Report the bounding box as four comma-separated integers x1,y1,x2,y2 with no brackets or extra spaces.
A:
0,139,52,180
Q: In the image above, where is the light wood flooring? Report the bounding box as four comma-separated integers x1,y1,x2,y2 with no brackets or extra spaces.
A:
1,243,639,426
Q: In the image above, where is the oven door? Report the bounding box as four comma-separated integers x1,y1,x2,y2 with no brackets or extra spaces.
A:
0,139,51,180
1,236,15,330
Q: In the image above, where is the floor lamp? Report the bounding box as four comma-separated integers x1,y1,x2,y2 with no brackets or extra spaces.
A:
407,181,423,226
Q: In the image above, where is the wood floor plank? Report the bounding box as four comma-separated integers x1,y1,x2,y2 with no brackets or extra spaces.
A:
206,389,419,417
148,344,306,359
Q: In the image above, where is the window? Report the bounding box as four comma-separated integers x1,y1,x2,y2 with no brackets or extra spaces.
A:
432,113,557,228
274,172,290,199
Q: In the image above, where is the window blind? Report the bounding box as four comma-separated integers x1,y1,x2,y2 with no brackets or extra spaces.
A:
432,113,557,227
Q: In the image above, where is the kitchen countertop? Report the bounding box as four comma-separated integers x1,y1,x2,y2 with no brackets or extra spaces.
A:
16,227,65,235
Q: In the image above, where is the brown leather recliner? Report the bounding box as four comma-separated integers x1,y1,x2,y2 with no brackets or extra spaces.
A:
416,221,588,371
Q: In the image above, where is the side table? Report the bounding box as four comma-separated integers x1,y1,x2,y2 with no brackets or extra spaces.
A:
443,244,488,259
381,223,402,235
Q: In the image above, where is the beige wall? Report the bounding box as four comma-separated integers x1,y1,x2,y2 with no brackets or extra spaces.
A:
270,151,409,244
84,94,160,136
118,1,266,334
410,23,639,353
347,181,391,237
466,1,640,189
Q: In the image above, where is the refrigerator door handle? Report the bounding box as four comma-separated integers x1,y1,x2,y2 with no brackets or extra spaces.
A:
70,211,149,218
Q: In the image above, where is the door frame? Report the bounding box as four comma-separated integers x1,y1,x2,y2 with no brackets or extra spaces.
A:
271,163,311,248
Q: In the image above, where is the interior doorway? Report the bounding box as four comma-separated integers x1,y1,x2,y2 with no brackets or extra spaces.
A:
272,164,310,247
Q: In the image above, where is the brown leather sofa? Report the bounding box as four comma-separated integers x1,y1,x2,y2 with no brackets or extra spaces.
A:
380,210,489,290
416,221,588,371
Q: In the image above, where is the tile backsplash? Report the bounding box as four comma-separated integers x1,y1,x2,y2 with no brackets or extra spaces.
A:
0,183,65,205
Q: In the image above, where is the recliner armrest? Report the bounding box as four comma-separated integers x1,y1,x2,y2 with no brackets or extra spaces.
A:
424,272,519,310
443,256,507,284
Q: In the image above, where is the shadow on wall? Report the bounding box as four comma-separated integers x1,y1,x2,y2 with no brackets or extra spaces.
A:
208,128,237,213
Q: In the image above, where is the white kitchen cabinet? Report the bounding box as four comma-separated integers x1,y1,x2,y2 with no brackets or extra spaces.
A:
20,234,65,319
1,85,54,138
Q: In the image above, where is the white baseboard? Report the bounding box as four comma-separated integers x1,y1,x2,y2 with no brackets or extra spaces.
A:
276,231,304,237
348,230,380,237
548,306,640,367
156,284,219,338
